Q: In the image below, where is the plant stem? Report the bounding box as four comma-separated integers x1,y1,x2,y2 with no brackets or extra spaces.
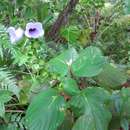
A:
5,110,25,113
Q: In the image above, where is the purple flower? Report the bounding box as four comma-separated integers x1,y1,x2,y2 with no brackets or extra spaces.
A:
25,22,44,38
7,27,24,44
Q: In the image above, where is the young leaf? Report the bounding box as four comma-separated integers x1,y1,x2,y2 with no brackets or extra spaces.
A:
72,46,106,77
70,87,111,130
49,48,78,76
25,89,66,130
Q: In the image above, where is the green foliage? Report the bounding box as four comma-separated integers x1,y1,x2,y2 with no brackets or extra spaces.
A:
60,25,81,44
49,46,106,77
0,0,130,130
109,88,130,129
80,0,105,8
0,90,12,117
70,87,111,130
125,0,130,14
0,68,19,97
62,78,80,96
121,118,129,130
25,89,66,130
72,46,106,77
97,64,127,89
49,48,78,76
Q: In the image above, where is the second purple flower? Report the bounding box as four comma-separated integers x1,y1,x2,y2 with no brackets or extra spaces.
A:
25,22,44,39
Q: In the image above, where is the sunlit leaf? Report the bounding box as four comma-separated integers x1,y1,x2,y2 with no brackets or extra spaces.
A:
49,48,78,76
72,46,106,77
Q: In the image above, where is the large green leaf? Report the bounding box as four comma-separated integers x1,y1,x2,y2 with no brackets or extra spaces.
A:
49,48,78,76
62,78,80,96
69,87,111,130
0,90,12,117
25,89,66,130
97,64,127,89
72,46,106,77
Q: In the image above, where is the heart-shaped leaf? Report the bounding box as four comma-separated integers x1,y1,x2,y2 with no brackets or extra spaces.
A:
69,87,111,130
72,46,106,77
49,48,78,76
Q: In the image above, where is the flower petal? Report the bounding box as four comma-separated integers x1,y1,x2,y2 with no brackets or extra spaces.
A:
25,22,44,38
7,27,24,44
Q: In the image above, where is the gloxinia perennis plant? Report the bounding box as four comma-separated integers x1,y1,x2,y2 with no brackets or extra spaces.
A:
7,27,24,44
25,22,44,38
7,22,44,43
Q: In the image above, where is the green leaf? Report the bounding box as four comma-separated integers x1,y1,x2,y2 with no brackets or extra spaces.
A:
110,88,130,119
49,48,78,76
25,89,66,130
0,90,12,117
62,78,80,96
120,88,130,117
80,0,105,8
58,112,73,130
0,123,19,130
0,90,12,102
60,26,81,43
97,64,127,89
36,2,49,21
0,67,20,97
125,0,130,14
16,0,25,5
0,103,5,117
69,87,111,130
72,46,106,77
108,116,121,130
121,118,129,130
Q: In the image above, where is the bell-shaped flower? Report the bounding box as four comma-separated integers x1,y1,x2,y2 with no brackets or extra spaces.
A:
7,27,24,44
25,22,44,39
